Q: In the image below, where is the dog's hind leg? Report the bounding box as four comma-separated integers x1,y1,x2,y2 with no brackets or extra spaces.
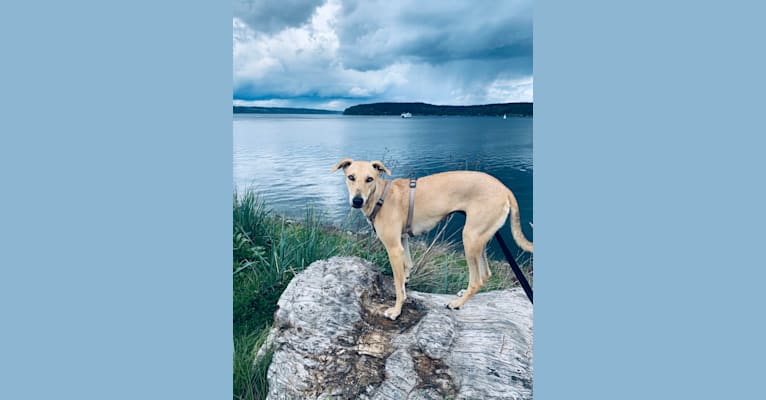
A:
448,204,507,310
447,228,493,310
479,250,492,285
477,210,511,287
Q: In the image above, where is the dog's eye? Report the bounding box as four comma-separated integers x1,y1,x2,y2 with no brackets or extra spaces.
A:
348,175,355,181
365,177,374,183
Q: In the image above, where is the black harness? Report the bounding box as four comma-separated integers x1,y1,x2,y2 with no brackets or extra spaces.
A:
366,180,391,229
366,178,417,237
405,178,417,237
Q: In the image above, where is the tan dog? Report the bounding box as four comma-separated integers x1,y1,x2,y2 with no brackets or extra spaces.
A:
332,158,533,320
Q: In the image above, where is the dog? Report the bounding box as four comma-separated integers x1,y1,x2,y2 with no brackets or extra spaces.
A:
332,158,533,320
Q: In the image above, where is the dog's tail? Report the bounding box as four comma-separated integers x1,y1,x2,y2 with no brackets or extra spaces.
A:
508,190,534,253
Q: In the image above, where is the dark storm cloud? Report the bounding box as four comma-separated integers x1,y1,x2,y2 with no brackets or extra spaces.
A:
334,0,532,71
233,0,325,33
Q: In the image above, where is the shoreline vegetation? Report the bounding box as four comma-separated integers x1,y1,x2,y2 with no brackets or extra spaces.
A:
344,102,532,117
233,190,533,400
233,101,533,117
233,106,341,114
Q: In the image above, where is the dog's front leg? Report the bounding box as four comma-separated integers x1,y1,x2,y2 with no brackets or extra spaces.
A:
383,243,406,320
401,235,413,283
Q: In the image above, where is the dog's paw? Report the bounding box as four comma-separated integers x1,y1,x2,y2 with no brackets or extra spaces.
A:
383,307,401,320
446,299,462,310
456,289,466,297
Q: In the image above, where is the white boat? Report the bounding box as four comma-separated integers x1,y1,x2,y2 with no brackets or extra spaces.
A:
503,114,507,119
401,112,412,118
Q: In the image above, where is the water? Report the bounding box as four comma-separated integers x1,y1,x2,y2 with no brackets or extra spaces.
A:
234,114,533,257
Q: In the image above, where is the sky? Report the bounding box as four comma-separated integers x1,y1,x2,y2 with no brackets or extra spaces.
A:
233,0,532,111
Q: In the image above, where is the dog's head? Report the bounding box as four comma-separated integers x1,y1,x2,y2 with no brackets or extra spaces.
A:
331,158,391,209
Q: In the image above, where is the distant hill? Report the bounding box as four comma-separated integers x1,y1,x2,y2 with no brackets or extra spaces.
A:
233,106,341,114
343,102,533,116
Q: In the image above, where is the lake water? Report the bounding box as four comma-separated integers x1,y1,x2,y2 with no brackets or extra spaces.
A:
233,114,533,257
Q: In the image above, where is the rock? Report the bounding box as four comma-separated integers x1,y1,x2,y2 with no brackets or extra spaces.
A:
258,256,533,400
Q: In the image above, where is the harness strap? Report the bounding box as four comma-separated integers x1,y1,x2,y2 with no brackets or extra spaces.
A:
405,178,417,237
367,180,391,231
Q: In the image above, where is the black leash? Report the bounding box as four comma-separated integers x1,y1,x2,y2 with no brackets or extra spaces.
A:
494,232,533,304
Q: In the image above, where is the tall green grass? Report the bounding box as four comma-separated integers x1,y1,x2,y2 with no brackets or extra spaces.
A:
232,190,533,400
233,327,272,400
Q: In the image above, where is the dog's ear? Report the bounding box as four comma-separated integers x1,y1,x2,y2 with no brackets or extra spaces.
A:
370,160,392,176
331,158,353,172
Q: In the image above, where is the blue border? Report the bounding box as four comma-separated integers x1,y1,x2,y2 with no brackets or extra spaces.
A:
0,1,231,398
535,1,766,398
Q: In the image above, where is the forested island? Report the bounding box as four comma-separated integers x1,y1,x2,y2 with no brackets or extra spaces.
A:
343,102,532,116
233,106,340,114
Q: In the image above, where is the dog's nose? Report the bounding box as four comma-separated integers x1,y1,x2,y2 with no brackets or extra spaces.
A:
352,196,364,208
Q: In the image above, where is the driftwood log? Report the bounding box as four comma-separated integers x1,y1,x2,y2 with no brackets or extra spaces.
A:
257,256,533,400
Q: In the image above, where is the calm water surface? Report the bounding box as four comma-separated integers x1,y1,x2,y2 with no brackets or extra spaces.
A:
234,114,533,256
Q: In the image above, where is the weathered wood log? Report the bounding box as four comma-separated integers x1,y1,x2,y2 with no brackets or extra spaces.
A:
257,256,533,400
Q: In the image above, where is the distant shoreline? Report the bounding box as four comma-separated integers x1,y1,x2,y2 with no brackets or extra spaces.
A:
233,106,341,115
233,101,533,116
344,102,532,117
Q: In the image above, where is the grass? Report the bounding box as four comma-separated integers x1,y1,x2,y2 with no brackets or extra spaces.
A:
233,327,272,400
232,190,533,400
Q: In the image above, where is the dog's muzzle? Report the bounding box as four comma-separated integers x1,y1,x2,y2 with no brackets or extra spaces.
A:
351,196,364,208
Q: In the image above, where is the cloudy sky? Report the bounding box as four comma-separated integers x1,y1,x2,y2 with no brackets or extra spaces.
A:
233,0,532,111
